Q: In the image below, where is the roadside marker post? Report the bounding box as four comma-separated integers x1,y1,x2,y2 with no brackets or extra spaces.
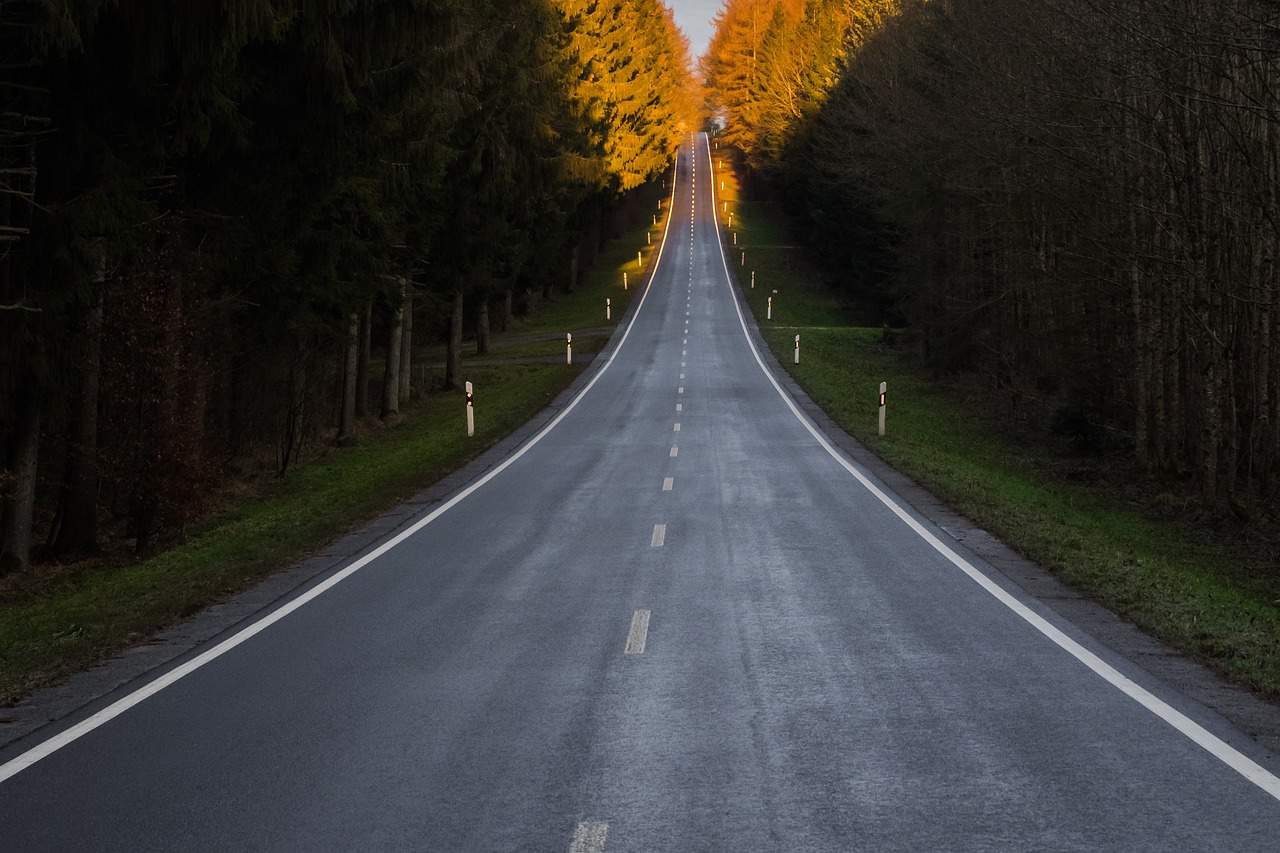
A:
623,272,628,291
767,296,773,320
733,232,737,246
728,213,734,228
637,250,643,268
878,382,887,436
741,251,745,267
647,231,652,246
606,298,612,321
465,381,475,437
751,270,755,289
794,334,800,364
566,333,573,365
653,214,657,226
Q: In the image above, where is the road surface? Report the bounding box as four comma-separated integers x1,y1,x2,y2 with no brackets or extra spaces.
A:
2,133,1279,851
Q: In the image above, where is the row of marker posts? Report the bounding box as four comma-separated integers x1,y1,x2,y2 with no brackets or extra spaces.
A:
576,197,650,369
718,164,890,438
471,157,684,437
471,147,890,432
468,369,885,437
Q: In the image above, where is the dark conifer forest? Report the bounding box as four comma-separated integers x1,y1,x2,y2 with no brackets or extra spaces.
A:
0,1,697,573
705,0,1280,514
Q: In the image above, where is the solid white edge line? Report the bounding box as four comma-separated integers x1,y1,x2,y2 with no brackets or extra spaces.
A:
701,131,1280,802
0,147,689,788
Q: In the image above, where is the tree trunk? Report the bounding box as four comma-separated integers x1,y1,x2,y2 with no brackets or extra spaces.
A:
446,288,464,389
1130,239,1149,472
278,339,308,478
338,311,359,445
382,284,404,420
477,299,491,355
0,389,42,575
399,288,414,404
567,244,580,293
53,270,104,557
214,292,234,454
356,299,372,418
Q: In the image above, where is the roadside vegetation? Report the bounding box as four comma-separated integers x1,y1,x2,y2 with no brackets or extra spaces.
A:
717,160,1280,697
0,207,667,705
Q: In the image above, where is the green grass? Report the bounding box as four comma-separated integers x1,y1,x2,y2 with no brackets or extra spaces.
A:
0,201,669,705
721,167,1280,697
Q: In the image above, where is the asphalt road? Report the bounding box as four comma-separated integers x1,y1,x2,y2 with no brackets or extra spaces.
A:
2,134,1280,851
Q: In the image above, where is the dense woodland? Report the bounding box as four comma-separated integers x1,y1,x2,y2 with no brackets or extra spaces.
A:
0,1,697,573
705,0,1280,511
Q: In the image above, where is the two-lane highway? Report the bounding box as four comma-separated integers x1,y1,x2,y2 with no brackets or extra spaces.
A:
2,134,1279,851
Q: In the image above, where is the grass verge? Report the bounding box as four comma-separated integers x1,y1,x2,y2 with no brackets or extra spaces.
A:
0,198,670,706
718,162,1280,698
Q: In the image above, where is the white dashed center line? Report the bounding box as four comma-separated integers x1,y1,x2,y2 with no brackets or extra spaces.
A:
651,523,666,546
569,821,609,853
625,610,651,655
662,477,674,491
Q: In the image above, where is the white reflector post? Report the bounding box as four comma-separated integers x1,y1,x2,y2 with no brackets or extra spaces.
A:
794,334,800,365
465,381,475,437
566,333,573,366
878,381,887,436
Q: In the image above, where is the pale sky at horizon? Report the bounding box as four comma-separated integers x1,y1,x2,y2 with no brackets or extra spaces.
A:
666,0,721,60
